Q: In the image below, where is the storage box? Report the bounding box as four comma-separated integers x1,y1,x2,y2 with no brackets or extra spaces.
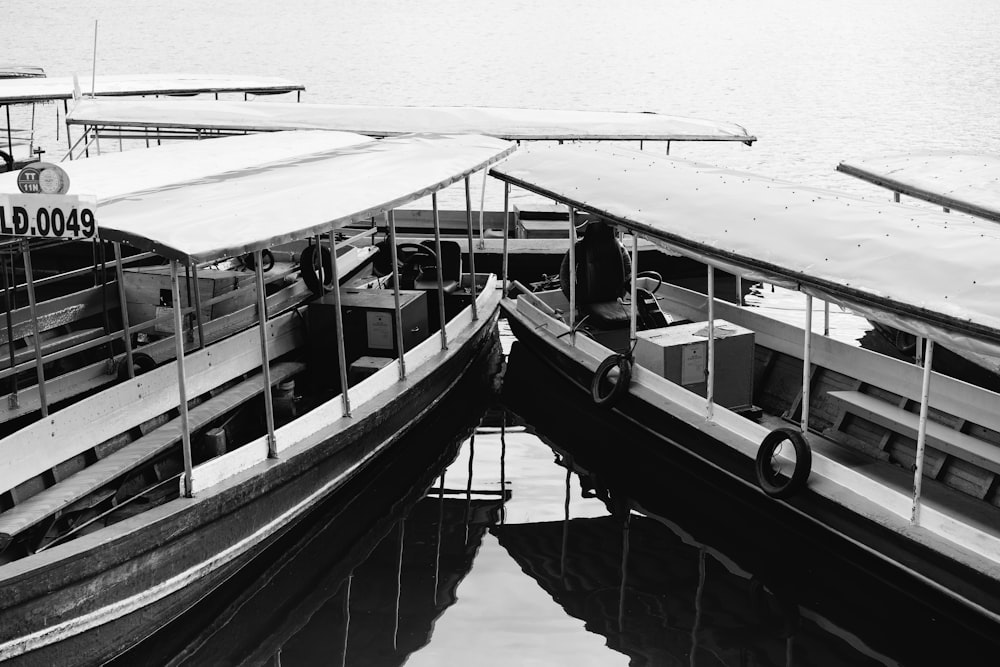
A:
308,289,429,391
348,355,394,384
634,319,754,410
515,204,569,239
122,266,256,333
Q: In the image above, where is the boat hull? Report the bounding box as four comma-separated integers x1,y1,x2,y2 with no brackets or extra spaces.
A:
503,301,1000,640
0,306,501,667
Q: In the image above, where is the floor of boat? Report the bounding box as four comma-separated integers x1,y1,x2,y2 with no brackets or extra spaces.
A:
758,413,1000,544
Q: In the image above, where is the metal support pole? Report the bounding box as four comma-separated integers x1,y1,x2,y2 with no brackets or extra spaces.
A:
326,227,351,416
171,261,194,497
478,168,487,250
22,241,47,417
911,340,935,524
629,234,638,347
113,242,135,378
254,251,277,457
823,301,830,337
314,235,325,292
387,212,407,379
190,263,206,350
2,252,18,404
502,183,510,294
432,193,448,350
706,266,715,420
802,294,813,433
916,336,925,366
736,275,743,306
464,177,479,321
567,207,577,340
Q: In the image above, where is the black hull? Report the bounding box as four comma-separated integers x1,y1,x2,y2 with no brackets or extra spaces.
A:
504,312,1000,655
1,311,501,666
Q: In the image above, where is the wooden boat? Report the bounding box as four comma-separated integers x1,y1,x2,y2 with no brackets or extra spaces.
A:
501,341,1000,664
838,152,1000,388
0,131,380,430
0,131,513,665
64,100,757,287
0,73,304,171
493,143,1000,633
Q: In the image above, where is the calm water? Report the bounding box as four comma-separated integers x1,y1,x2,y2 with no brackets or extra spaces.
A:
7,1,1000,663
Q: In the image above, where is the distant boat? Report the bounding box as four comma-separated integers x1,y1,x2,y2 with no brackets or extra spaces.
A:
0,66,45,80
0,130,512,665
495,142,1000,631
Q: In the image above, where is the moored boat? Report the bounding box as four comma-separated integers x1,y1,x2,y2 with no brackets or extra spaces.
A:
492,142,1000,635
0,131,513,665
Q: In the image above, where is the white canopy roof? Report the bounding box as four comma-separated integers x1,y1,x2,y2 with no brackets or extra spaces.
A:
0,74,303,104
86,133,514,264
490,144,1000,357
838,153,1000,223
0,131,372,202
0,66,45,79
65,99,756,143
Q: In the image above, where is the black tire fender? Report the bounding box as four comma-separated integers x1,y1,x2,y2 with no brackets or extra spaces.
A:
591,354,632,408
243,249,275,273
755,427,812,499
300,244,335,294
117,352,157,381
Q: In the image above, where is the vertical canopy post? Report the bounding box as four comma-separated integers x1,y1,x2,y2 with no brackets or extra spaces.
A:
326,227,351,416
21,241,47,417
567,207,577,341
911,340,935,524
2,251,18,404
387,211,407,380
802,294,813,433
706,266,715,420
464,177,479,321
432,193,448,351
629,234,638,347
171,261,194,497
113,242,135,379
190,263,206,350
502,183,510,295
478,169,488,250
254,251,277,457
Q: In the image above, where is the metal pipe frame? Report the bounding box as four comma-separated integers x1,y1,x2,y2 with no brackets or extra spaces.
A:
387,211,407,379
802,294,813,433
463,177,479,321
911,339,935,524
2,251,17,403
254,250,277,457
629,234,639,347
22,241,48,417
325,227,351,416
502,183,510,295
171,261,194,497
706,266,715,420
432,193,448,351
477,169,488,250
567,207,577,340
113,242,135,378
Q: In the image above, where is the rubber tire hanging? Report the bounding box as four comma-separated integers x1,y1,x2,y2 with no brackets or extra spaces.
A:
591,353,632,408
300,244,335,295
754,427,812,499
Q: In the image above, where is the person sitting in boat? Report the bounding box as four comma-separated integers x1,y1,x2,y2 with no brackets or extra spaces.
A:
559,217,631,326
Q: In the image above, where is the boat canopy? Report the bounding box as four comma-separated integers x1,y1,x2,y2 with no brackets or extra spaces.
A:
490,144,1000,359
88,133,513,264
0,74,303,104
0,66,45,79
0,130,372,202
838,153,1000,223
65,99,756,143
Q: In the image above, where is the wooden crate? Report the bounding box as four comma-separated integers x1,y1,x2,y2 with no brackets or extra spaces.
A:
122,266,256,333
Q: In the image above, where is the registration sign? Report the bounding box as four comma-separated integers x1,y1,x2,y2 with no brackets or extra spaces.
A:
0,193,99,240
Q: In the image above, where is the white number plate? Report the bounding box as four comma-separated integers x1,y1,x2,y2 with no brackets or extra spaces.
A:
0,193,99,240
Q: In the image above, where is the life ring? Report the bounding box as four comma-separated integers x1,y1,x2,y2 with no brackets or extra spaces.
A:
300,244,335,294
754,427,812,499
591,354,632,408
117,352,157,381
243,249,275,273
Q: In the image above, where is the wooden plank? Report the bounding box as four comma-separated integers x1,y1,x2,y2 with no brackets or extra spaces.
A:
0,361,305,540
0,312,303,493
0,283,118,345
829,390,1000,474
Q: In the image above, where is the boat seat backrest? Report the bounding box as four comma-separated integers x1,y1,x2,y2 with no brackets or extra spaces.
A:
559,222,631,305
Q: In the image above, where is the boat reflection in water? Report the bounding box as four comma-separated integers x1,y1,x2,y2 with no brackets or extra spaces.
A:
499,340,1000,667
107,338,506,666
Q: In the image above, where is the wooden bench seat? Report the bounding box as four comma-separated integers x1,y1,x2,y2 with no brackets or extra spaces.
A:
0,360,305,545
829,390,1000,475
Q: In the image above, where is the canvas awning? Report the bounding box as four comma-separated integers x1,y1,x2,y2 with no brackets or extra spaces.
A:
490,144,1000,358
85,133,514,264
65,99,756,143
0,74,303,104
837,153,1000,223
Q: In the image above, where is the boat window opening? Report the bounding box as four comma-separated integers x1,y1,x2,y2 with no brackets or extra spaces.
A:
478,169,487,250
113,242,136,378
190,263,206,350
21,241,48,417
170,260,195,497
325,225,351,417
